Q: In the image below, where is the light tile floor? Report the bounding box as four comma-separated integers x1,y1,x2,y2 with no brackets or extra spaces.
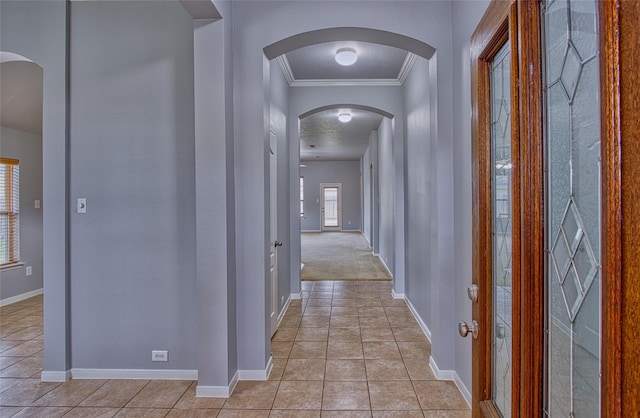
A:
0,282,470,417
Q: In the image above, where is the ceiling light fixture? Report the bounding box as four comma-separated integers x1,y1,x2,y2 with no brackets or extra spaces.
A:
338,113,352,123
335,47,358,66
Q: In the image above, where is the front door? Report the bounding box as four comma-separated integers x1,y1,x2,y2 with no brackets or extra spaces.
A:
469,3,521,415
321,183,341,231
469,0,634,416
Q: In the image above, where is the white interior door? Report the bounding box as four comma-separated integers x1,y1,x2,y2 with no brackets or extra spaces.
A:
321,183,341,231
269,132,279,336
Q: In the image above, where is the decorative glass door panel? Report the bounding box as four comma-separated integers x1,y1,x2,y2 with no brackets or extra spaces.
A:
544,0,601,416
491,41,513,417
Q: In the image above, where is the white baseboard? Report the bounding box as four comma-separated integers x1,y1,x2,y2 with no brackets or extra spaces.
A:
1,288,43,307
301,230,321,233
429,357,471,407
196,371,238,398
404,297,432,342
41,370,71,382
391,290,405,300
376,255,393,279
289,292,303,300
277,297,291,327
237,356,272,381
71,368,198,380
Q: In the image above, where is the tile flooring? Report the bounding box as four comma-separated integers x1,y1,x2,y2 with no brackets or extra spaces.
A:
0,282,470,417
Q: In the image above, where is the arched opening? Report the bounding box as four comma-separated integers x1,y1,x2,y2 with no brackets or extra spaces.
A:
0,52,44,307
264,26,438,357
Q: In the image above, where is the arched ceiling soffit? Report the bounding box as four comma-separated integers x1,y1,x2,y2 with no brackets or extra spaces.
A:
265,27,435,86
300,104,393,120
264,27,436,61
299,105,388,162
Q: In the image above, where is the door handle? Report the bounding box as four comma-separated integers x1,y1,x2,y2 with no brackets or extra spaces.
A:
274,240,283,247
458,320,479,339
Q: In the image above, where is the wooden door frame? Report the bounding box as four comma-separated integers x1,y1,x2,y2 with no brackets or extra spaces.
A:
472,0,640,416
600,0,640,415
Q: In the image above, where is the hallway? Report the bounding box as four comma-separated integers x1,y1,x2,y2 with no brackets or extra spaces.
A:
0,283,469,417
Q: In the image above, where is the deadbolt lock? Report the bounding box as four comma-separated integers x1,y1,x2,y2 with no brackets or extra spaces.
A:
467,284,479,303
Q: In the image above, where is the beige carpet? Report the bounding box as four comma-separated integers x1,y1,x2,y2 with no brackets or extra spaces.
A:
301,232,392,281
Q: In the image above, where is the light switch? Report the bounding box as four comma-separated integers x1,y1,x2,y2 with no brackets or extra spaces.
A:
77,198,87,214
34,200,40,209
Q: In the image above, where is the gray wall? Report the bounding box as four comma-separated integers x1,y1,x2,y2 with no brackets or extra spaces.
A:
451,0,491,391
0,127,43,302
300,160,362,232
361,144,372,245
403,57,432,327
1,0,70,374
69,1,198,370
377,118,395,276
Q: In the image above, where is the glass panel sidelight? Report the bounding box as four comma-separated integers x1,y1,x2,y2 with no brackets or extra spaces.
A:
490,41,512,417
544,0,601,416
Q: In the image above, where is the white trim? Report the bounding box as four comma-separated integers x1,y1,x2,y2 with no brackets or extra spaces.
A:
196,371,238,398
291,79,402,87
71,368,198,380
41,370,70,382
301,229,322,233
397,53,418,84
429,357,472,407
275,55,295,85
376,254,393,279
404,297,432,342
0,262,26,273
453,371,472,407
290,292,303,300
1,288,43,307
238,356,273,381
277,295,291,327
391,290,405,300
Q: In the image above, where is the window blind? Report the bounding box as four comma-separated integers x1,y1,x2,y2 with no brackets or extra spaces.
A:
0,158,20,266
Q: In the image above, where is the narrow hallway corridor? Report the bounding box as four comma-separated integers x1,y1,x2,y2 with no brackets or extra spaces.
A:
1,282,469,417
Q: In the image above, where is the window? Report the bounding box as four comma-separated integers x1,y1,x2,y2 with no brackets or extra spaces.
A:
0,158,20,267
300,176,304,217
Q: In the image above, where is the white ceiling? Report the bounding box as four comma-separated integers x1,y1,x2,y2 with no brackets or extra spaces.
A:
300,108,384,161
284,41,410,83
287,41,412,161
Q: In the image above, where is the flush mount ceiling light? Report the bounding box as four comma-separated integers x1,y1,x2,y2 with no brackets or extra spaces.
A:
335,47,358,66
338,113,352,123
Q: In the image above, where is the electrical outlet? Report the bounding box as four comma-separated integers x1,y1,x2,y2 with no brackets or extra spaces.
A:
34,200,40,209
152,350,168,362
26,266,32,276
281,295,285,305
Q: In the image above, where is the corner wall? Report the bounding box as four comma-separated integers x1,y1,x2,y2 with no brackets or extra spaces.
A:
69,1,198,371
1,0,70,376
451,0,491,393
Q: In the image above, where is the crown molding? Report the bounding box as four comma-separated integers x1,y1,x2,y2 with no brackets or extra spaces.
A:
398,53,418,84
275,55,295,85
